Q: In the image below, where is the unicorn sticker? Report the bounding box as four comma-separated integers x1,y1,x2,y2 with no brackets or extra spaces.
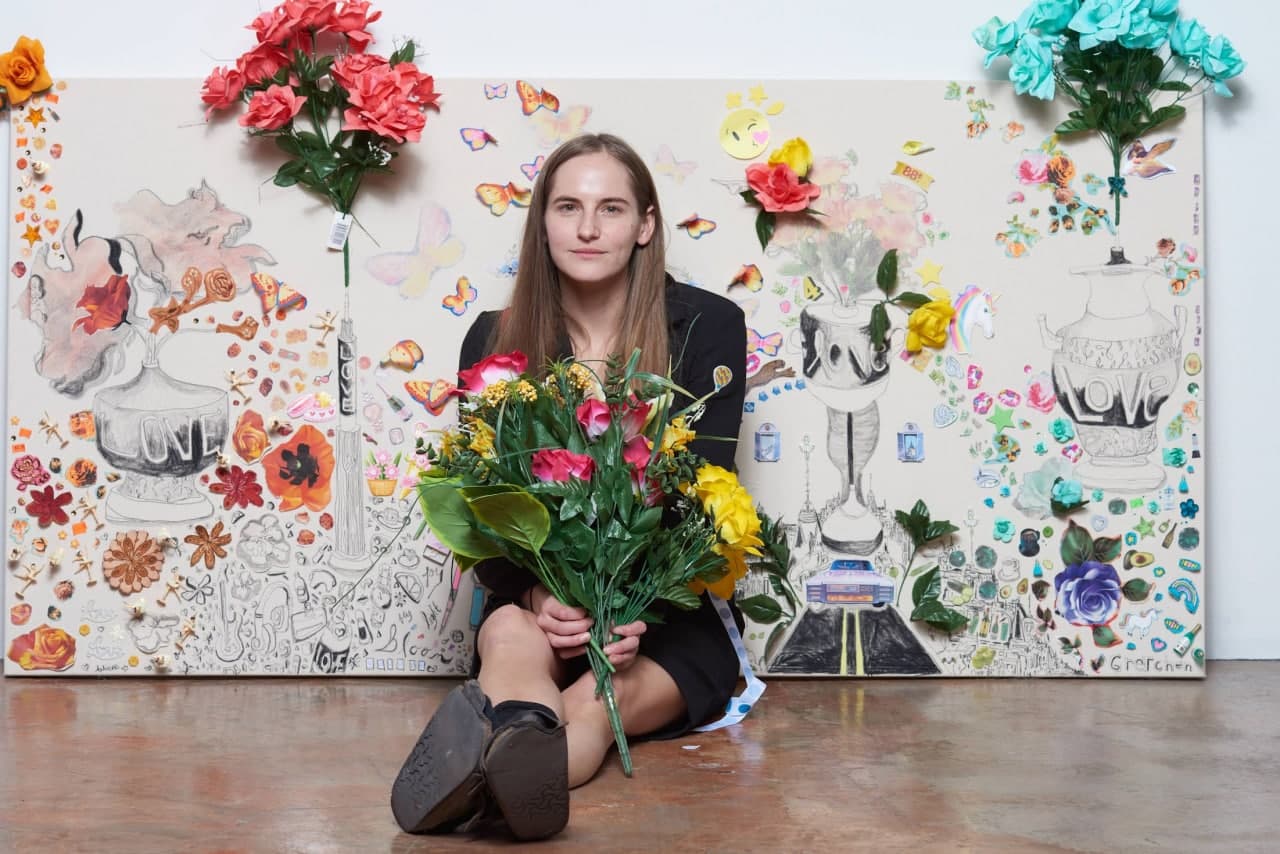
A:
950,285,998,353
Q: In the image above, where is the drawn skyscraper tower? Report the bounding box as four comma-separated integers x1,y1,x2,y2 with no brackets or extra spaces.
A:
330,304,368,573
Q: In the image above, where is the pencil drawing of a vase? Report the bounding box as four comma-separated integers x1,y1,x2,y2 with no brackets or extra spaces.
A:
1038,248,1186,493
797,300,891,554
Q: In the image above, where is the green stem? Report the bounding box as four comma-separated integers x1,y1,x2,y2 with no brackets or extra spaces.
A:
588,646,632,777
894,546,917,608
342,238,350,289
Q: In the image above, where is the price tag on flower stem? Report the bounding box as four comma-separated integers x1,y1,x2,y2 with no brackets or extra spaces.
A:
693,595,766,733
327,212,353,250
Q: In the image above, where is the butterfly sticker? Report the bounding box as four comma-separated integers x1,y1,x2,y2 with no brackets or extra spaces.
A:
442,276,478,316
484,82,508,100
475,182,533,216
747,327,783,357
529,105,591,148
405,378,457,416
250,272,308,321
365,204,465,299
802,276,823,302
729,263,763,292
459,128,498,151
653,144,697,184
516,79,561,115
676,214,717,239
520,155,546,181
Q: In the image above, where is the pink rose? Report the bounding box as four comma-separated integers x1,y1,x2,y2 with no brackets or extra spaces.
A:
1017,153,1050,185
341,65,428,142
531,449,595,484
247,5,298,45
331,52,388,91
201,66,244,119
746,162,821,213
611,396,651,442
457,351,528,393
622,435,651,469
329,0,383,50
239,84,307,131
576,398,611,440
236,43,290,87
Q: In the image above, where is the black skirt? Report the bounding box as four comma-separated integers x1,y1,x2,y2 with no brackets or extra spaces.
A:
473,591,744,741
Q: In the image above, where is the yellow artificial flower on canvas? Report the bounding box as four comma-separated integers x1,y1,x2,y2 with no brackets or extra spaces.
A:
767,137,813,179
905,300,956,352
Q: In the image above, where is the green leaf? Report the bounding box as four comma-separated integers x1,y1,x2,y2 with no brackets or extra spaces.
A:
275,135,303,157
295,130,326,153
1055,118,1093,135
1140,104,1187,135
465,491,550,553
910,599,969,633
1092,624,1122,648
272,159,306,188
662,585,702,611
923,520,959,543
911,567,942,608
417,482,503,560
740,189,758,205
755,211,776,251
1092,535,1122,563
869,302,890,352
894,291,931,310
1155,80,1193,93
1121,578,1153,602
737,594,784,624
876,248,898,294
1060,519,1094,567
907,564,931,577
389,39,417,67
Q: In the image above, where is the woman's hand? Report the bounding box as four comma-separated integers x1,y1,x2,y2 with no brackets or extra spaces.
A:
527,585,594,659
602,620,647,670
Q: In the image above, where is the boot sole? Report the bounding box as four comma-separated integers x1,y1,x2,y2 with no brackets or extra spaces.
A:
390,683,490,834
484,720,570,841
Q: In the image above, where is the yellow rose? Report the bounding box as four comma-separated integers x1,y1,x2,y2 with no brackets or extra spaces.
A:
715,493,764,554
659,416,696,455
767,137,813,179
905,300,956,352
690,544,749,599
0,37,53,106
466,418,496,458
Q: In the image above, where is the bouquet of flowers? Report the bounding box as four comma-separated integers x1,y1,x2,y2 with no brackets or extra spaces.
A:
417,350,778,776
975,0,1245,225
201,0,440,285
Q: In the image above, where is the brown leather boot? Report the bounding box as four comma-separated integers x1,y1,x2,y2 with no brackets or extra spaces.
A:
482,701,570,841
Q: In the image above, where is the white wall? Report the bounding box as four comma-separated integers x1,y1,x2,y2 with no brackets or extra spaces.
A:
2,0,1272,658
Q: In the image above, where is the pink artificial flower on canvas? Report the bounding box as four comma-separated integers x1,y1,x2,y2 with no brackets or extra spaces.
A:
1017,152,1051,185
530,449,596,484
200,66,245,119
239,84,307,131
576,398,611,440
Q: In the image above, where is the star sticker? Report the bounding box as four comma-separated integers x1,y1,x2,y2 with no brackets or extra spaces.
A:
21,225,41,246
747,84,767,106
986,405,1015,433
724,92,743,109
916,260,944,287
26,107,46,128
1133,516,1155,539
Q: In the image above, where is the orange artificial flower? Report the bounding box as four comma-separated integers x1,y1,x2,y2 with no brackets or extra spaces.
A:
232,409,270,463
262,424,335,512
0,37,53,106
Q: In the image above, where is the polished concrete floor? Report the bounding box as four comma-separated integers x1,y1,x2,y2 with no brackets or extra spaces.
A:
2,663,1277,853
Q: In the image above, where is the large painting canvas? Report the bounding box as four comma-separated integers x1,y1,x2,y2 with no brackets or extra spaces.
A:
4,77,1205,677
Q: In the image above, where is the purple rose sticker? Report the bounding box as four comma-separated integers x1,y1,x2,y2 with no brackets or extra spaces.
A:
1054,560,1121,626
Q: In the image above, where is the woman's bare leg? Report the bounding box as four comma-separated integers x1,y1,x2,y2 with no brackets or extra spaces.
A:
476,604,566,717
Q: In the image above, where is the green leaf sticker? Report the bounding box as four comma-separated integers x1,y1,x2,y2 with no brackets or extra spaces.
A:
1092,535,1122,563
971,646,996,669
737,594,784,624
1092,624,1122,648
876,248,899,295
1060,519,1094,567
1121,578,1153,602
912,566,942,608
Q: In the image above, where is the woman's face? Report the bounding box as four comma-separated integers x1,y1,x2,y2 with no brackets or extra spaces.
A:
544,151,655,293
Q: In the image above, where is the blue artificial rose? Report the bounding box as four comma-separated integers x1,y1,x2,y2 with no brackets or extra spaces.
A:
1013,457,1073,519
994,517,1017,542
1068,0,1142,50
1200,34,1246,97
1170,18,1209,57
1009,32,1057,99
1020,0,1080,35
1119,1,1172,49
1052,478,1085,506
1148,0,1178,24
1054,560,1122,626
974,16,1023,67
1050,417,1076,443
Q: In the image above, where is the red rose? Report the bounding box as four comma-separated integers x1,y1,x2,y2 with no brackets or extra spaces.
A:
73,274,131,335
746,162,821,213
575,398,611,440
611,396,651,441
331,52,388,91
340,64,429,143
530,449,595,484
7,624,76,672
236,43,290,87
329,0,383,51
201,66,245,119
622,435,651,470
457,351,528,393
239,84,307,131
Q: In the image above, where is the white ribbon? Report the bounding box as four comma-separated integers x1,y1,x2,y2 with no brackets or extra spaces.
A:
693,594,766,732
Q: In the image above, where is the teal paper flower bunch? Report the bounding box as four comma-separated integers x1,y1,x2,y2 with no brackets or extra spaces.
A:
974,0,1245,225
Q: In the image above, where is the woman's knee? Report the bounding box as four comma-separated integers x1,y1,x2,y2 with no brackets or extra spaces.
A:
477,604,550,663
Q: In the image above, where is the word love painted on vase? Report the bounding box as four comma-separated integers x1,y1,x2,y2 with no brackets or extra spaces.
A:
97,411,224,473
1053,362,1175,429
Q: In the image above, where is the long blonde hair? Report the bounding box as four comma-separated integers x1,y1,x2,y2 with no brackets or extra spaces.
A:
487,133,670,377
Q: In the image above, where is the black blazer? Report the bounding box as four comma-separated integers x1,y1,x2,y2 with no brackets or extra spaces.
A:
457,275,748,601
